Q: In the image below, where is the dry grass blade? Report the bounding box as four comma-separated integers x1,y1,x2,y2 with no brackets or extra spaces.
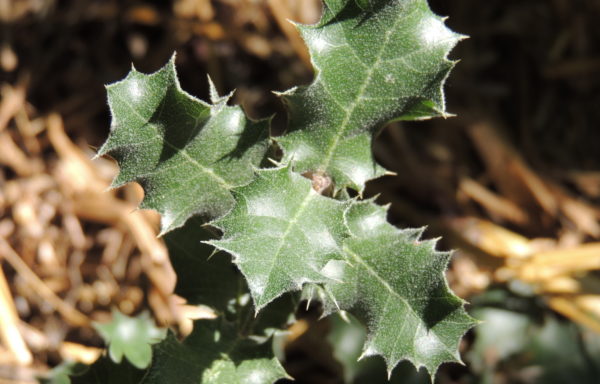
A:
0,266,31,365
446,216,600,332
467,122,558,216
458,177,528,225
47,114,173,288
267,0,312,67
0,83,26,133
0,238,88,327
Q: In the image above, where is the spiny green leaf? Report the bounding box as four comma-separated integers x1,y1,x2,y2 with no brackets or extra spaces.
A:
164,218,241,313
207,165,349,311
99,56,269,234
278,0,462,191
141,320,289,384
94,310,166,370
165,216,299,331
323,201,476,378
327,312,432,383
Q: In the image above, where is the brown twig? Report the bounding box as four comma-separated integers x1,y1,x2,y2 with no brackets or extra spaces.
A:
459,177,528,225
0,238,89,327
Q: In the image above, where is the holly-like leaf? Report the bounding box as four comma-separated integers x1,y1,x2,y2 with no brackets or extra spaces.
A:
141,320,289,384
94,310,166,369
278,0,462,191
97,0,472,381
207,165,349,311
164,218,241,313
322,201,476,378
99,56,269,234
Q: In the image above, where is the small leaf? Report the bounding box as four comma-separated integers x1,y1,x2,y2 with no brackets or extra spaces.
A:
94,310,166,369
40,361,89,384
208,165,349,311
278,0,462,191
99,56,269,233
141,320,289,384
323,201,476,378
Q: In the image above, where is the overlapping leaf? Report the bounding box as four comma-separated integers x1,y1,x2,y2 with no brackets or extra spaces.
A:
164,218,240,313
98,0,473,381
278,0,462,191
141,320,289,384
208,165,349,310
320,201,476,377
99,56,269,234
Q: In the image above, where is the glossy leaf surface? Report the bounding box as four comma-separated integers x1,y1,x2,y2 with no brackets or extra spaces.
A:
208,166,349,310
99,57,269,233
278,0,461,191
325,202,476,377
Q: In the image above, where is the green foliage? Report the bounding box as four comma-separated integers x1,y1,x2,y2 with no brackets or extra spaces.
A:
70,357,145,384
278,0,462,191
98,60,269,234
469,299,600,384
93,310,166,369
208,165,349,310
321,201,473,376
164,219,240,312
328,313,431,383
141,321,289,384
87,0,475,382
40,361,89,384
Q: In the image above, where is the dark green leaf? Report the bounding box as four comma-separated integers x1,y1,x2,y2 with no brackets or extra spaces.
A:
99,57,269,233
323,201,476,378
164,218,241,313
208,165,349,311
141,320,289,384
278,0,462,191
70,356,145,384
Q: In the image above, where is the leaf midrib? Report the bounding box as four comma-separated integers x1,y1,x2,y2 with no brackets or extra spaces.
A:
258,187,315,309
318,9,406,177
111,90,234,190
344,246,456,359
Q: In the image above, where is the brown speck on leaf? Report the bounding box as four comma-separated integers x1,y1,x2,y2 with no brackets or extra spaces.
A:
302,171,333,196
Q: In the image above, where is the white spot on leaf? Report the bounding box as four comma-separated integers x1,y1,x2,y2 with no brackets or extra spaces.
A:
307,226,337,251
287,143,315,162
321,260,346,281
227,110,242,132
360,213,383,234
247,196,287,219
340,161,371,187
415,330,440,357
313,37,328,52
117,318,136,341
420,17,454,46
128,79,143,102
247,369,268,384
250,279,266,298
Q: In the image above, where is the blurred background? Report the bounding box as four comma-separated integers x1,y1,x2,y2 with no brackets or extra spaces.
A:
0,0,599,383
